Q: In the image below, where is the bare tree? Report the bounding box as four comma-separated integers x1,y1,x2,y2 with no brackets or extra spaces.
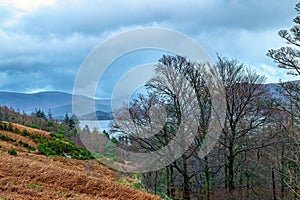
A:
111,55,212,199
267,2,300,76
267,2,300,198
215,56,272,194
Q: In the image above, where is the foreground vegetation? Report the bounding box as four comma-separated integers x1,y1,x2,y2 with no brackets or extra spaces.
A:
0,121,92,160
0,122,161,200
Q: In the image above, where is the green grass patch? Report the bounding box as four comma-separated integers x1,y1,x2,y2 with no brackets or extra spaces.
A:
117,174,142,189
26,183,43,192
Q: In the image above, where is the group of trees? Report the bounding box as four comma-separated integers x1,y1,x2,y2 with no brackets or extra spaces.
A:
107,3,300,200
111,55,279,199
266,2,300,199
0,106,78,137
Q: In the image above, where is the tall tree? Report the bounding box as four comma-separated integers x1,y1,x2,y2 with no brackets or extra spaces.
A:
216,56,271,193
147,55,212,200
112,55,212,199
267,2,300,198
267,2,300,76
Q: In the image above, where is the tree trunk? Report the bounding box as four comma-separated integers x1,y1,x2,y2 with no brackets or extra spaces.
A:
154,171,157,195
225,163,228,190
228,144,235,193
272,168,277,200
170,165,175,198
166,166,170,197
182,154,190,200
280,145,285,199
204,156,210,200
246,168,250,199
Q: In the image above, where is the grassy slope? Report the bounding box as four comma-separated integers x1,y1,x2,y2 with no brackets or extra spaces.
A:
0,123,161,200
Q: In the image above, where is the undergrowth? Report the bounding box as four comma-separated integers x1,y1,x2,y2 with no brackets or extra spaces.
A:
0,121,93,160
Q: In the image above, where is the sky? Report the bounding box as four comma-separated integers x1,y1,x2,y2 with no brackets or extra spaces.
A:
0,0,299,98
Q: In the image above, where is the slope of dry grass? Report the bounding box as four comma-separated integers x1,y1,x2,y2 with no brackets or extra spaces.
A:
8,122,51,138
0,123,161,200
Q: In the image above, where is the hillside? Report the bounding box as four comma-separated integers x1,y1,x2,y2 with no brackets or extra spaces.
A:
0,122,161,200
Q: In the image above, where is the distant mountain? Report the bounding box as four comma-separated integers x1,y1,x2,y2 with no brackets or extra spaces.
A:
0,91,111,119
79,111,113,120
264,83,282,99
0,81,298,119
264,80,300,100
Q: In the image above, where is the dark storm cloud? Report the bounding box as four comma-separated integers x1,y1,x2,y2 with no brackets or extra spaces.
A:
0,31,100,92
0,58,75,92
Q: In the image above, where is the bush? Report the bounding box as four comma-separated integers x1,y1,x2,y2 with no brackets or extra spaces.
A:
0,133,16,142
31,134,49,144
38,145,56,156
17,140,35,151
30,124,39,129
7,123,13,131
50,132,65,139
8,149,17,156
21,130,30,137
0,122,7,130
0,121,93,160
37,137,93,160
47,121,53,127
13,127,20,134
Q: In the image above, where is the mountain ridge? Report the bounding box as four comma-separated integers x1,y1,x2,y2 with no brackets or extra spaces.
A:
0,80,298,119
0,91,112,119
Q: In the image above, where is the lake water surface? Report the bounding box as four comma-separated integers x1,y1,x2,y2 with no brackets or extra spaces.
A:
79,120,112,132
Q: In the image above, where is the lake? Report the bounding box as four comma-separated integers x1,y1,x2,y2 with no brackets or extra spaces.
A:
79,120,112,132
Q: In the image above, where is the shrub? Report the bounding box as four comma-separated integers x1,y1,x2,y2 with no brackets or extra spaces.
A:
50,132,65,139
8,149,17,156
17,140,35,151
31,134,49,144
0,133,16,142
47,121,53,127
30,124,39,129
38,145,56,156
7,123,13,131
0,125,92,160
13,127,20,134
0,122,7,130
37,137,93,160
21,130,30,137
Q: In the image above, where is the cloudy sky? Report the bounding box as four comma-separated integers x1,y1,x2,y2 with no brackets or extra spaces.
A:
0,0,299,98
